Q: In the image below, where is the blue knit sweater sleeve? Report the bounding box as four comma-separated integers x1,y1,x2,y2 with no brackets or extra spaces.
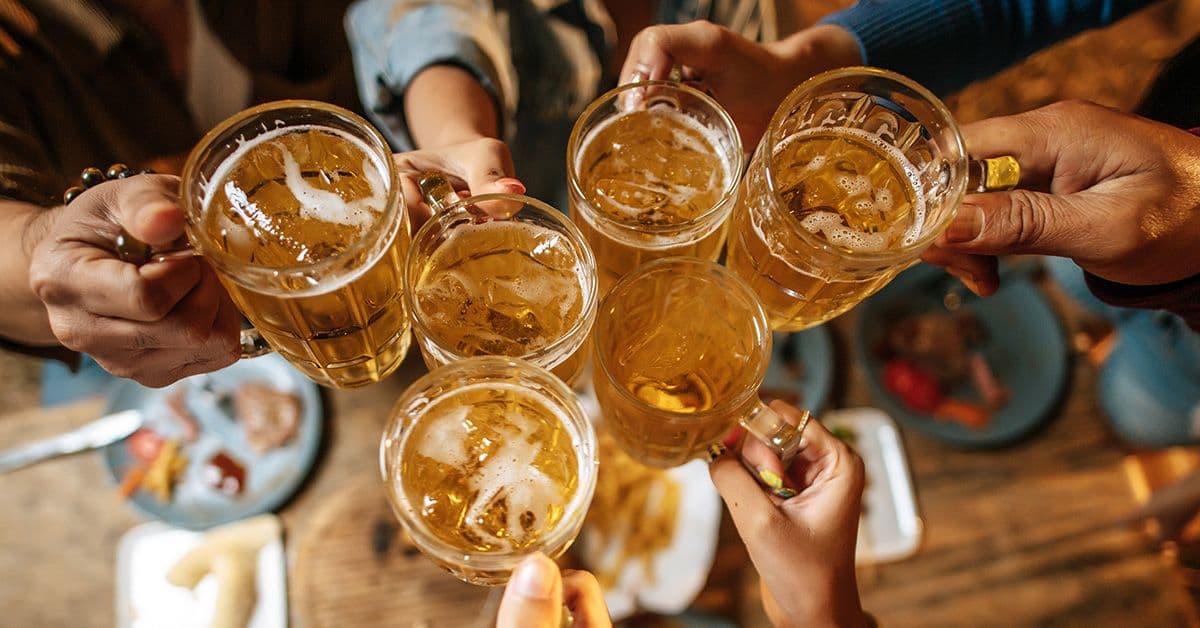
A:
820,0,1156,95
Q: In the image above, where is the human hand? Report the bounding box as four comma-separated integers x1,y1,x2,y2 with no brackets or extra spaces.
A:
934,100,1200,287
712,401,867,628
393,137,526,227
620,22,861,148
496,553,612,628
27,175,240,387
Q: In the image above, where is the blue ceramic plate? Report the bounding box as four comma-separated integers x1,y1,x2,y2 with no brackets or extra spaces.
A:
854,264,1069,448
102,354,323,530
761,325,835,416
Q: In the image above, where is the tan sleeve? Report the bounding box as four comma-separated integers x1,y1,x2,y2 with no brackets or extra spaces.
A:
0,57,60,206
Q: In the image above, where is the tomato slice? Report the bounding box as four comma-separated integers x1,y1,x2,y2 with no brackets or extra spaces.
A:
883,359,945,413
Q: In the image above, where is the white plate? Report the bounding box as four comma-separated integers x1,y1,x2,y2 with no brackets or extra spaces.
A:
824,408,923,564
574,367,723,621
115,520,287,628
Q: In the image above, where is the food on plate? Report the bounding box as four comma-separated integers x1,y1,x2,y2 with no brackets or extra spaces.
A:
232,383,302,452
168,515,280,628
876,308,1009,429
203,452,247,497
140,439,188,502
585,431,681,588
128,428,165,465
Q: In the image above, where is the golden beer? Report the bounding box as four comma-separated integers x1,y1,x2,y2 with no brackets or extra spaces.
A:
592,258,801,469
381,357,599,585
568,82,742,293
727,67,1016,331
407,194,597,385
182,101,411,388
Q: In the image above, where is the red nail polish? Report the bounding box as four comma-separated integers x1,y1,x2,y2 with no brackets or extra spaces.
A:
496,178,526,195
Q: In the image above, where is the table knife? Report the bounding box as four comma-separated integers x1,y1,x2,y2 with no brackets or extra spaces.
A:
0,410,142,474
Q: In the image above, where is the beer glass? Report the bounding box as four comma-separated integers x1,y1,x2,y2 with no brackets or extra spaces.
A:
567,81,744,294
380,356,599,585
592,257,807,469
405,187,598,386
177,100,412,389
726,67,1020,331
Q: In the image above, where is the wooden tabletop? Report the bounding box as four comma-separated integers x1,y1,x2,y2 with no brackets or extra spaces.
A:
0,286,1194,628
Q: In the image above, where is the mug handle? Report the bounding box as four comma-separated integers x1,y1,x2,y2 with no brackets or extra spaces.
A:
722,401,811,486
417,170,461,213
967,156,1020,192
116,229,271,359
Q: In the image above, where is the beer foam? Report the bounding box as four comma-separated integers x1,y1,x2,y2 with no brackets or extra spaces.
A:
436,221,584,323
205,125,388,230
774,126,927,252
577,107,732,221
414,383,575,550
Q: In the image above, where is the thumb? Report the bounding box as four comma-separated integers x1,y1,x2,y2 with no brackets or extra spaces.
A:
938,189,1086,258
497,553,563,628
114,174,187,246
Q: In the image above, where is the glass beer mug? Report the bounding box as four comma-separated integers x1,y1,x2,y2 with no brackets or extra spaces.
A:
592,257,808,469
725,67,1020,331
168,100,412,388
380,356,599,585
406,175,599,386
567,80,744,294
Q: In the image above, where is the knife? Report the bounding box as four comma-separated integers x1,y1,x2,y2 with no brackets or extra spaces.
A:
0,410,143,474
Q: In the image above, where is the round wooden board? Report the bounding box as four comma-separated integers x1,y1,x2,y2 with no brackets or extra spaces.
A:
292,473,495,627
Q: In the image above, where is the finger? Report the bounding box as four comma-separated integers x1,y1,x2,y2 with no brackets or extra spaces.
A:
710,446,780,525
68,255,202,321
562,570,612,628
497,553,563,628
738,401,808,499
919,246,999,296
620,22,729,85
938,191,1092,258
113,174,186,246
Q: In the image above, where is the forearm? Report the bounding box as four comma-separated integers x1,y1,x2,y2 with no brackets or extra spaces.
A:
820,0,1155,95
0,200,55,345
404,64,501,148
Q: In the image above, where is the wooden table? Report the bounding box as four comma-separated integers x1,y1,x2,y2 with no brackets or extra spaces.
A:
0,290,1194,628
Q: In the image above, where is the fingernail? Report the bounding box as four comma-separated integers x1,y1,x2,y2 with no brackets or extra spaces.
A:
944,203,984,243
496,177,526,195
773,487,798,499
707,443,726,462
757,468,784,490
511,554,556,600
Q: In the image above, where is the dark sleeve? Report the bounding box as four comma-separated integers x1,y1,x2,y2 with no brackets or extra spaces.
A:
820,0,1159,96
0,57,60,205
1085,272,1200,331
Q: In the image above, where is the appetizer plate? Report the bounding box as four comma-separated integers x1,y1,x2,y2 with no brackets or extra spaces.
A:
854,264,1069,448
103,354,323,529
824,408,922,564
116,520,286,628
761,325,836,415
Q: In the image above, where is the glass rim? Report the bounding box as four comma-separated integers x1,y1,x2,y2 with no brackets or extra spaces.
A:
180,99,403,293
566,80,746,235
379,356,600,573
593,257,773,418
763,66,969,263
403,193,600,368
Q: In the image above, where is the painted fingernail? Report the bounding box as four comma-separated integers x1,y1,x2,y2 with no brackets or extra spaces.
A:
757,468,784,490
511,554,556,600
773,487,798,499
944,203,984,243
706,443,726,462
496,177,526,195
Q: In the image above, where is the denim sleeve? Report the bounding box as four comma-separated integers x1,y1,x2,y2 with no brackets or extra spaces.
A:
820,0,1156,95
344,0,517,150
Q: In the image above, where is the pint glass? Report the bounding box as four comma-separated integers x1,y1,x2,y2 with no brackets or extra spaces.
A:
380,357,599,585
178,100,412,389
726,67,1019,330
568,81,744,293
406,191,598,386
592,258,806,469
